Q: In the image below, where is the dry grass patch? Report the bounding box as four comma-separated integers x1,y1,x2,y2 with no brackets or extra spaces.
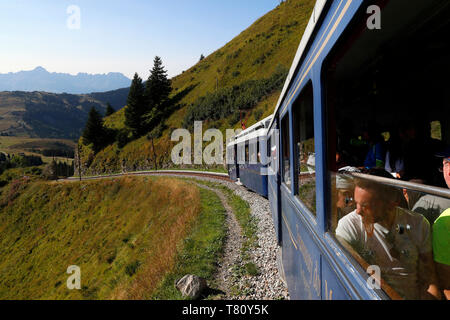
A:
0,176,201,299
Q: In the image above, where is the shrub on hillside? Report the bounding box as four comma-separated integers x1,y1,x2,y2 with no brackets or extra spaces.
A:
0,154,44,176
254,109,264,121
116,128,131,149
182,66,287,129
42,160,74,180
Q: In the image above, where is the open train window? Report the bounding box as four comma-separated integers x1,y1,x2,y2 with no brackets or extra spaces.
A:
254,137,260,164
281,114,291,188
269,121,279,175
324,0,450,300
293,82,316,214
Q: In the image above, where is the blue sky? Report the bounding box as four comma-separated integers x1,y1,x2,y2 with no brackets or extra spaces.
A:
0,0,279,79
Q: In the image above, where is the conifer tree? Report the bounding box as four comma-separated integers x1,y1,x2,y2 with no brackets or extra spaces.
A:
82,107,107,152
105,102,115,117
144,57,172,130
125,73,146,137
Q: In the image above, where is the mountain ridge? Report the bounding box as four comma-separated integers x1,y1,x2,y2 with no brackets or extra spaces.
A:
0,66,131,94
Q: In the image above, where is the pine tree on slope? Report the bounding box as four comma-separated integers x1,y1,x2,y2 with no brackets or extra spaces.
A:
105,102,115,117
125,73,146,138
144,56,172,130
82,107,107,152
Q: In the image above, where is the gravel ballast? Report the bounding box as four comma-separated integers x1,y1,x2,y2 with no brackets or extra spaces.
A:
189,176,289,300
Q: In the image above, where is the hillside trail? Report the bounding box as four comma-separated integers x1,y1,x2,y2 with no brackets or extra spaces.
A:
194,183,243,299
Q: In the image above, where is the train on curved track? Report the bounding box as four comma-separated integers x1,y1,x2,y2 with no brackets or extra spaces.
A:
228,0,450,300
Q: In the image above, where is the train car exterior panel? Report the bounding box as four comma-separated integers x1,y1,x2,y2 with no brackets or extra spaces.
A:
227,165,238,181
271,0,390,300
320,256,352,300
238,163,268,198
269,0,449,300
280,185,321,299
228,118,272,198
268,174,280,242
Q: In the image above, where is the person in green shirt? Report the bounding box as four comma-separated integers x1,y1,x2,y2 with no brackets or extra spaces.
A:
433,147,450,299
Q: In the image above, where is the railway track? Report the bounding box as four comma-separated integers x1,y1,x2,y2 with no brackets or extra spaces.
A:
64,170,232,183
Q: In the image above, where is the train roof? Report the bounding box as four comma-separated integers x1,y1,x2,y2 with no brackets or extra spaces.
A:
233,128,268,146
235,115,272,139
226,115,272,147
268,0,328,130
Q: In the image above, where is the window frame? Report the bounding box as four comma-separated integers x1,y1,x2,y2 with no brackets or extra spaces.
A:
292,81,316,216
280,112,292,190
319,1,450,300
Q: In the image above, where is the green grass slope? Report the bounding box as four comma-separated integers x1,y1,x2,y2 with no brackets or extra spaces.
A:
0,176,215,299
81,0,315,174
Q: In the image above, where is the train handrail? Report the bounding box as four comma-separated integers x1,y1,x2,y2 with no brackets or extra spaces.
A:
345,172,450,199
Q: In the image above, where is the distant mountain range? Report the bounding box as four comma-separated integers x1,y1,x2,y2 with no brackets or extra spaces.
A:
0,67,131,94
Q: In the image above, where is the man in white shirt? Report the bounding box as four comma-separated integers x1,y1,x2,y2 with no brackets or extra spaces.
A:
336,169,440,299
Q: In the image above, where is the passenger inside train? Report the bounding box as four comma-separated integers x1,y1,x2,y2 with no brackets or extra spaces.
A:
335,168,440,300
324,0,450,299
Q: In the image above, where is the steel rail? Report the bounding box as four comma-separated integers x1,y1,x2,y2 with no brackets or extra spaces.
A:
65,170,232,182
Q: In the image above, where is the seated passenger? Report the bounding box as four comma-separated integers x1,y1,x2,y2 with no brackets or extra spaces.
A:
283,159,291,185
432,146,450,299
412,193,450,225
336,168,440,299
362,126,385,169
306,153,315,174
385,129,405,178
400,120,443,184
412,148,450,223
335,168,358,220
433,208,450,300
403,179,425,210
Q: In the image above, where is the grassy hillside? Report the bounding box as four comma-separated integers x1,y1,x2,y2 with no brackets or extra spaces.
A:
169,0,314,110
0,176,226,299
79,0,315,175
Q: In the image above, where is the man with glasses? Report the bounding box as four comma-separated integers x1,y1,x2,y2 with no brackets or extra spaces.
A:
336,168,440,299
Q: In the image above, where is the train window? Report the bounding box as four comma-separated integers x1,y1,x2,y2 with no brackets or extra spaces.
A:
254,138,260,164
237,140,245,165
281,114,291,188
293,82,316,214
245,142,249,164
324,0,450,300
228,144,235,164
270,121,279,175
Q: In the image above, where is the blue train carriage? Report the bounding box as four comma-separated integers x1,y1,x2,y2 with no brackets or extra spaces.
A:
226,137,239,182
227,116,272,197
267,0,450,300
